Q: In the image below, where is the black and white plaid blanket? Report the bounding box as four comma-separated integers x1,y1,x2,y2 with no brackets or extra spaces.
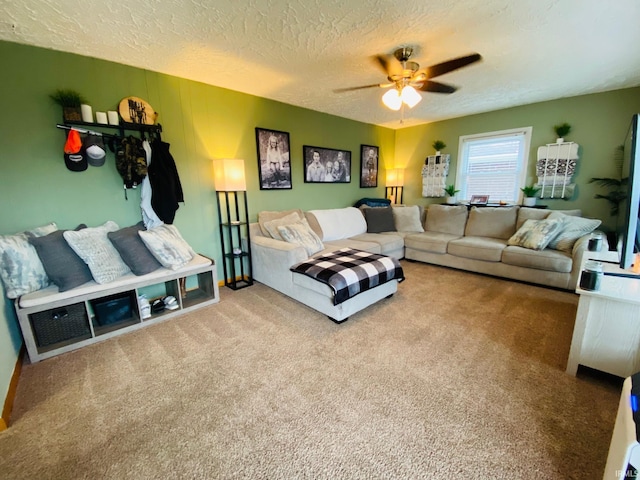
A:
290,248,405,305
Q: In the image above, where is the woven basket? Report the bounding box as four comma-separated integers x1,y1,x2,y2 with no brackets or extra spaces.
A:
30,303,91,347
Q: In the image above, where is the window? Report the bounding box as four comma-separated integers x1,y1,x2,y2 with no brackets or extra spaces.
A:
456,127,532,203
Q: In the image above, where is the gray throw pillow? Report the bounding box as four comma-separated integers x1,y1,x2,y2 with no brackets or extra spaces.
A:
363,207,396,233
28,225,93,292
108,223,163,276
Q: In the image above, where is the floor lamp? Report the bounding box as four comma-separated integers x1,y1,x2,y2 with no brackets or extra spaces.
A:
213,158,253,290
385,168,405,205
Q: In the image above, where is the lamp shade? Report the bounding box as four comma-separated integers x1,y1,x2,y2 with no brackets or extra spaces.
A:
213,158,246,191
386,168,405,187
382,89,402,111
401,85,422,108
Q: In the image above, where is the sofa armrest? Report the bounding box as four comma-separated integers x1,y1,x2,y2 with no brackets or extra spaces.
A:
250,235,309,286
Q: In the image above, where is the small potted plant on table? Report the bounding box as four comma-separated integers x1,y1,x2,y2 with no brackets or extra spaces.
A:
521,185,541,206
443,184,459,204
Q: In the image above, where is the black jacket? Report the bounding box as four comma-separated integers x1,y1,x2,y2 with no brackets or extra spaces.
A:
148,139,184,224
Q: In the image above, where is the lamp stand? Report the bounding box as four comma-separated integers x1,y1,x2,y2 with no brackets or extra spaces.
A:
385,186,403,205
215,190,253,290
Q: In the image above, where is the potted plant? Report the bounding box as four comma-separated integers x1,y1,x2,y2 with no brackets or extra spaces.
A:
443,184,459,204
49,89,87,122
521,184,541,206
554,122,571,143
432,140,446,155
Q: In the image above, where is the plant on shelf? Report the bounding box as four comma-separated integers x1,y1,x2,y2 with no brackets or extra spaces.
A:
553,122,571,142
521,184,541,206
432,140,446,153
49,89,87,122
443,184,459,204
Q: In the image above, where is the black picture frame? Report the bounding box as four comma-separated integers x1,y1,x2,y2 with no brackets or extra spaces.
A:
303,145,351,183
255,127,292,190
360,144,379,188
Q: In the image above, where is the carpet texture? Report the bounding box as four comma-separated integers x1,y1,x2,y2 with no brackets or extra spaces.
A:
0,261,621,479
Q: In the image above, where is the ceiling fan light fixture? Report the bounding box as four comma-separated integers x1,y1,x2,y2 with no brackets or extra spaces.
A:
401,85,422,108
382,88,402,111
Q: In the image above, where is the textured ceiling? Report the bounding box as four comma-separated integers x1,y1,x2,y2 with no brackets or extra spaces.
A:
2,0,640,129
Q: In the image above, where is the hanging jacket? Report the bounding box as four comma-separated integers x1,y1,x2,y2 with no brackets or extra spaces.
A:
115,136,148,189
148,139,184,224
140,139,164,228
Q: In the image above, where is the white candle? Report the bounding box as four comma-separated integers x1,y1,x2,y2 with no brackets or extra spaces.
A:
80,104,93,123
95,111,108,124
107,111,119,125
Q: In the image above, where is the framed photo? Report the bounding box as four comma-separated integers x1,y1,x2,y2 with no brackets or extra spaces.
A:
470,195,489,205
360,145,378,188
255,128,292,190
303,146,351,183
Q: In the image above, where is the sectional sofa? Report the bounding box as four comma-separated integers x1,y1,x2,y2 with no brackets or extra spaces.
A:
249,204,604,319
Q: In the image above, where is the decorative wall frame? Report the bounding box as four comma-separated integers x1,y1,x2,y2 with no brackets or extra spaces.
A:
360,145,379,188
470,195,489,205
255,128,292,190
303,145,351,183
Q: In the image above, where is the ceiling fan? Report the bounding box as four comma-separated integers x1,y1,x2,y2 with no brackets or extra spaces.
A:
334,47,482,110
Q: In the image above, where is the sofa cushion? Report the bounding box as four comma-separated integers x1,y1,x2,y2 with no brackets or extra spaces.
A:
0,223,58,299
29,225,93,292
392,205,424,232
464,206,518,240
258,209,304,237
307,207,367,241
262,212,303,240
546,212,601,252
507,218,564,251
323,239,381,254
405,231,461,254
64,221,131,284
138,224,196,270
277,219,324,256
108,223,163,276
502,246,572,273
350,233,404,255
363,207,396,233
447,236,507,262
425,205,468,235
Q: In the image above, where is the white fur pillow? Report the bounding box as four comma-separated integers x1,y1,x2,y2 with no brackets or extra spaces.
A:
262,212,302,241
138,224,196,270
277,219,324,256
63,221,131,284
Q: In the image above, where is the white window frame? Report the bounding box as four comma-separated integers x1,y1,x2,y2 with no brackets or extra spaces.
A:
455,126,533,204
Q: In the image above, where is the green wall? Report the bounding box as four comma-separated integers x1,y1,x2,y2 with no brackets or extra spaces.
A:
1,38,639,418
396,87,640,229
0,40,393,413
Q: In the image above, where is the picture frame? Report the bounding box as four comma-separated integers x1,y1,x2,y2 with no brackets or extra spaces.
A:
470,195,489,205
255,128,292,190
303,145,351,183
360,145,379,188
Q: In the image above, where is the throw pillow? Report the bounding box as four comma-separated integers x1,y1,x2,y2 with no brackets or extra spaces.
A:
108,222,163,276
262,212,303,240
392,205,424,232
258,209,304,237
138,224,196,270
507,218,564,251
28,225,93,292
546,212,602,252
363,207,396,233
277,219,324,256
63,221,131,284
0,222,57,299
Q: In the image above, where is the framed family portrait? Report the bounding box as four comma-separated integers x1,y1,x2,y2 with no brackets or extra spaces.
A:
303,146,351,183
255,127,292,190
470,195,489,205
360,145,379,188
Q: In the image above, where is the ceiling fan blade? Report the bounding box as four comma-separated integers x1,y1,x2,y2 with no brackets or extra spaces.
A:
416,80,457,94
423,53,482,79
373,54,403,79
333,84,387,93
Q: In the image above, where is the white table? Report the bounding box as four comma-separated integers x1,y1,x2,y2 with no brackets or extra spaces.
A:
566,251,640,377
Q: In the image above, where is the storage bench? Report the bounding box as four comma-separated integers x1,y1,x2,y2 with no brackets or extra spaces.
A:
16,254,219,363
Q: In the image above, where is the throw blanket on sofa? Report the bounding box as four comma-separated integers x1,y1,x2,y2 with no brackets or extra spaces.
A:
290,248,404,305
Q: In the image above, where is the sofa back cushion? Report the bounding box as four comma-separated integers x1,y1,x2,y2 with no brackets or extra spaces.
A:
516,207,582,230
258,209,305,237
392,205,424,232
464,206,518,239
306,207,367,241
425,205,468,236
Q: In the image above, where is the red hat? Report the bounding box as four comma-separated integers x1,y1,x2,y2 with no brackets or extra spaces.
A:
64,129,82,154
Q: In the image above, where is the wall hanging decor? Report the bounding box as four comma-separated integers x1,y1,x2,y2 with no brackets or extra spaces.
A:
360,145,379,188
422,153,450,197
255,128,292,190
303,146,351,183
536,141,578,199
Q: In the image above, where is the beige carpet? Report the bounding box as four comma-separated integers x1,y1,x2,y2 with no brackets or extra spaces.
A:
0,261,621,479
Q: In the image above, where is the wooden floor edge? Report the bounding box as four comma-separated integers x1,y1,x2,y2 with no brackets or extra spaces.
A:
0,346,25,431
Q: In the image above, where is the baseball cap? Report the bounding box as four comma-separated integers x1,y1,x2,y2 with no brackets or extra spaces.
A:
84,133,106,167
63,130,87,172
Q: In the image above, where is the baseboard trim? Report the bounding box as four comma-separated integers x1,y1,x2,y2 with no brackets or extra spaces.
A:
0,346,24,432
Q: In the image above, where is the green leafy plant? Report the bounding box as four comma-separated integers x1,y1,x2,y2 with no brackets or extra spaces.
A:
589,177,627,216
521,185,541,197
49,89,87,107
432,140,446,151
553,122,571,139
443,184,459,196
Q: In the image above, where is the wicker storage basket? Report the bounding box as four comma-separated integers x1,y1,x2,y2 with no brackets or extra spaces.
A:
30,302,91,347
